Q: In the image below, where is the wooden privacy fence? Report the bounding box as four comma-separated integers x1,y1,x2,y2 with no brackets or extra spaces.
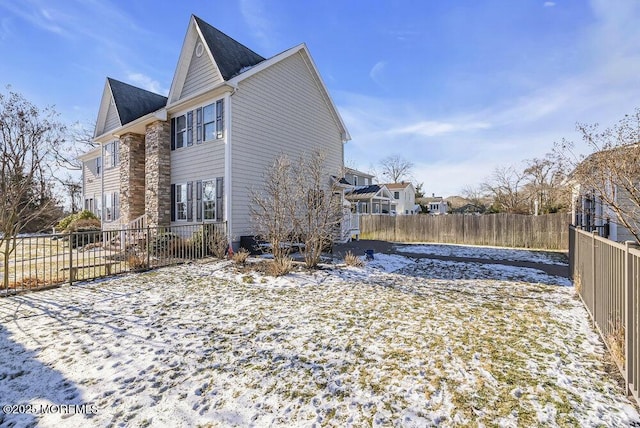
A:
360,213,571,250
569,226,640,406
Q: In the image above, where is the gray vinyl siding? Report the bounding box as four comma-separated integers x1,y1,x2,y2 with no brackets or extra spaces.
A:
230,51,344,239
104,100,121,134
170,139,225,226
83,157,101,206
180,38,223,100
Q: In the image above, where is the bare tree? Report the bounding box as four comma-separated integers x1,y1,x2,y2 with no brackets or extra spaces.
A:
54,123,97,213
379,154,414,183
251,151,343,269
481,166,528,213
461,185,488,213
292,150,343,268
558,108,640,242
250,155,299,263
522,154,570,214
1,88,66,288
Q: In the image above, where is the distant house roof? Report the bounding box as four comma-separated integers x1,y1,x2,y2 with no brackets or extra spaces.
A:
348,184,381,196
385,182,413,190
345,167,375,179
194,15,266,81
108,78,167,125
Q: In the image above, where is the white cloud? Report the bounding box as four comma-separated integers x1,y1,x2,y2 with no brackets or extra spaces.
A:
239,0,277,51
543,2,556,7
391,120,491,137
369,61,387,86
127,73,168,96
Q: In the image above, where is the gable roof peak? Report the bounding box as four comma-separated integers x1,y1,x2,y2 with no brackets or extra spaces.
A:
106,77,167,126
192,15,265,81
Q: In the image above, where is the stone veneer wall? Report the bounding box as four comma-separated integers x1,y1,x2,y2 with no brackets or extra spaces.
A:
145,120,171,227
119,133,146,224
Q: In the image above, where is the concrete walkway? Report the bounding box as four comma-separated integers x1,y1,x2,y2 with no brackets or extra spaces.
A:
333,240,569,278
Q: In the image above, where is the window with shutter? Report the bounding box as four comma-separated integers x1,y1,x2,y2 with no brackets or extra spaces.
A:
196,108,203,144
187,181,193,221
196,181,203,221
202,180,216,220
170,118,176,151
216,177,224,221
187,111,193,146
216,100,224,139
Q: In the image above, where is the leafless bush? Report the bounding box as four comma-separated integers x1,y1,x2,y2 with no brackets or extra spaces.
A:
251,151,342,269
267,257,294,276
344,251,365,267
208,229,229,259
233,248,250,265
128,253,148,270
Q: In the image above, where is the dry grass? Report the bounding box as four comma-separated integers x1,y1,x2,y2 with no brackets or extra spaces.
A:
267,257,294,276
7,276,54,290
574,272,582,295
606,319,625,369
344,251,365,267
232,248,250,265
128,253,148,271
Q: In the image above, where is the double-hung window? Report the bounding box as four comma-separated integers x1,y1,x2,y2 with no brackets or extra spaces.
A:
202,100,224,142
176,184,187,220
202,180,216,220
175,115,187,149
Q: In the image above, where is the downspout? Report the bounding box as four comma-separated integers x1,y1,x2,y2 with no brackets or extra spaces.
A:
224,84,238,246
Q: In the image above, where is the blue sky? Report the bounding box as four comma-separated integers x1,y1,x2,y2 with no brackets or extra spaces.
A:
1,0,639,196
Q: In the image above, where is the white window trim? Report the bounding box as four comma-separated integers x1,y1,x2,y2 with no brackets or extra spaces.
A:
202,179,217,221
175,183,187,221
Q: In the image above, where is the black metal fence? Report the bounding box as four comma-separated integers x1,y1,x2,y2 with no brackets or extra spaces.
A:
1,222,227,295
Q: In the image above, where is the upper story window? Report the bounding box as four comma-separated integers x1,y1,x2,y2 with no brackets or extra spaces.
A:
394,191,400,200
175,115,187,149
105,141,119,168
96,156,102,176
171,99,224,150
202,100,224,141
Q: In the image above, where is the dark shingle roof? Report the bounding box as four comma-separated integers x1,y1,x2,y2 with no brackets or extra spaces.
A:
347,185,381,195
193,15,266,80
108,78,167,125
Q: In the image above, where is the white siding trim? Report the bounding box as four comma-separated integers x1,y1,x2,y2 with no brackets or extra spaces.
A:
224,90,233,243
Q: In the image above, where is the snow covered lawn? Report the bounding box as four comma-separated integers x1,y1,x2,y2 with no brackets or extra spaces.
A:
1,245,638,427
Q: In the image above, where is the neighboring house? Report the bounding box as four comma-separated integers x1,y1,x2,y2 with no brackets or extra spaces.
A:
571,185,622,241
385,182,420,215
341,168,397,215
344,184,397,215
344,167,374,187
80,15,350,247
569,147,637,242
418,195,448,215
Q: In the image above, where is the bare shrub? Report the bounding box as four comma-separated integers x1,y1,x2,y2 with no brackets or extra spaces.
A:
344,251,365,267
208,229,229,259
128,253,148,271
267,257,293,277
233,248,250,265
